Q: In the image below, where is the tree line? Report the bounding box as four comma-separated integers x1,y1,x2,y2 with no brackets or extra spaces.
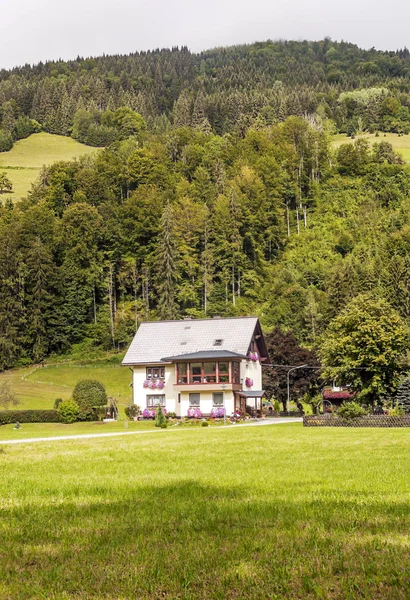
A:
1,111,410,374
2,39,410,149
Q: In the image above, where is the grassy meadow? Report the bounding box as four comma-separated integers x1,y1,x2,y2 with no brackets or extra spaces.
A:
0,132,97,200
0,423,408,599
332,132,410,161
0,362,132,413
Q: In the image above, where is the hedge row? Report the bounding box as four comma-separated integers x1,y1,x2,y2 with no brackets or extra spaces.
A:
303,415,410,427
0,409,62,426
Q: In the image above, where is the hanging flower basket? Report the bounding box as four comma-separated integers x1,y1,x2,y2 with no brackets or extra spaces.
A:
187,407,202,418
142,408,155,419
245,377,253,388
143,380,149,388
157,380,165,389
248,352,259,362
210,407,225,418
148,380,157,389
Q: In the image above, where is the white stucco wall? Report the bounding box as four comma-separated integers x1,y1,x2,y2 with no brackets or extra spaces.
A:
132,357,262,416
132,365,176,414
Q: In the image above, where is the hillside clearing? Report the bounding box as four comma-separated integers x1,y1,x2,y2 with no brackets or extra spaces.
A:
332,132,410,161
0,133,98,201
0,362,132,413
0,424,408,599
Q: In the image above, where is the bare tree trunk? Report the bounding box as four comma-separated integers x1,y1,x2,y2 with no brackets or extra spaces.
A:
296,205,300,235
93,285,97,324
286,203,290,237
232,264,235,306
108,263,115,348
304,205,307,228
132,261,138,332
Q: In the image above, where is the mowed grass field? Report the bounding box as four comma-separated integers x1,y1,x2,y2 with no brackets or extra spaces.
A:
0,424,408,599
332,132,410,161
0,362,132,413
0,132,97,200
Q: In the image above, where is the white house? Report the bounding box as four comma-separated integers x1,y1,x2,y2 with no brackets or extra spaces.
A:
122,316,269,417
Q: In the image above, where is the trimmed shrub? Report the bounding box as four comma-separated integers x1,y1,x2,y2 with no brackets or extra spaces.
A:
201,420,209,427
54,398,63,409
125,405,140,420
58,399,80,424
72,380,107,421
0,410,62,425
338,401,367,420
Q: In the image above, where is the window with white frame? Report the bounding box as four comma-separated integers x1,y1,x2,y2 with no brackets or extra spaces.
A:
146,367,165,380
146,395,165,407
189,393,200,406
213,392,224,406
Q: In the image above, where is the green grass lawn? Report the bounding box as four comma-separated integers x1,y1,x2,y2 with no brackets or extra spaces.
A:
332,132,410,161
0,424,408,599
0,362,132,413
0,132,98,201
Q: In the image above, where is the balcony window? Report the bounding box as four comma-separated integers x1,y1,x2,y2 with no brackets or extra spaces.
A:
218,362,229,383
177,363,188,384
189,393,200,406
146,394,165,407
213,392,224,406
232,361,240,384
146,367,165,380
204,362,217,383
191,363,202,383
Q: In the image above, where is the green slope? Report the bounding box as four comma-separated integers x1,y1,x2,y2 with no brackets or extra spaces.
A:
0,133,98,201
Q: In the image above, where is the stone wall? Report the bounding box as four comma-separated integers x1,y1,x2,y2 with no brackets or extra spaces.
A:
303,415,410,427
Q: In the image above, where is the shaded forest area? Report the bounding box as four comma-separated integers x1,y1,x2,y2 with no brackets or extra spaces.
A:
2,39,410,370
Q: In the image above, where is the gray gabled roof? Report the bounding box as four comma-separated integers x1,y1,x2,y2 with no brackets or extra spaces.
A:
160,350,248,362
122,317,260,366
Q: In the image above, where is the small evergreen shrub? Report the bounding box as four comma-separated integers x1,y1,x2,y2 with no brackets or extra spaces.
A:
201,420,209,427
160,421,167,429
338,401,367,420
58,399,80,423
54,398,63,409
155,404,166,427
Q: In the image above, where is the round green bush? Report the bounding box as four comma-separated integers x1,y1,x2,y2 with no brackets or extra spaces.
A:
338,401,367,420
201,420,209,427
72,380,107,421
160,421,167,429
58,399,80,424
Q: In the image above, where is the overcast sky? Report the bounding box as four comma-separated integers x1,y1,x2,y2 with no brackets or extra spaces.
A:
1,0,409,70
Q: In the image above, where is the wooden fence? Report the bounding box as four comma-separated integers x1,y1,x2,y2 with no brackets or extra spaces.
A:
303,415,410,427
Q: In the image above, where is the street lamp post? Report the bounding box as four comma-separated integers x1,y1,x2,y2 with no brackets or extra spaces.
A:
286,365,308,416
221,384,227,425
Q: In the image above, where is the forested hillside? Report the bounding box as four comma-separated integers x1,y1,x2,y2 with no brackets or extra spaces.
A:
2,39,410,149
2,39,410,369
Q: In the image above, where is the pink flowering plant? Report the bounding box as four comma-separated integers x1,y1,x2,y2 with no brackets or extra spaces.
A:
230,411,242,423
210,406,225,418
187,407,202,418
248,352,259,362
245,377,253,387
157,379,165,389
